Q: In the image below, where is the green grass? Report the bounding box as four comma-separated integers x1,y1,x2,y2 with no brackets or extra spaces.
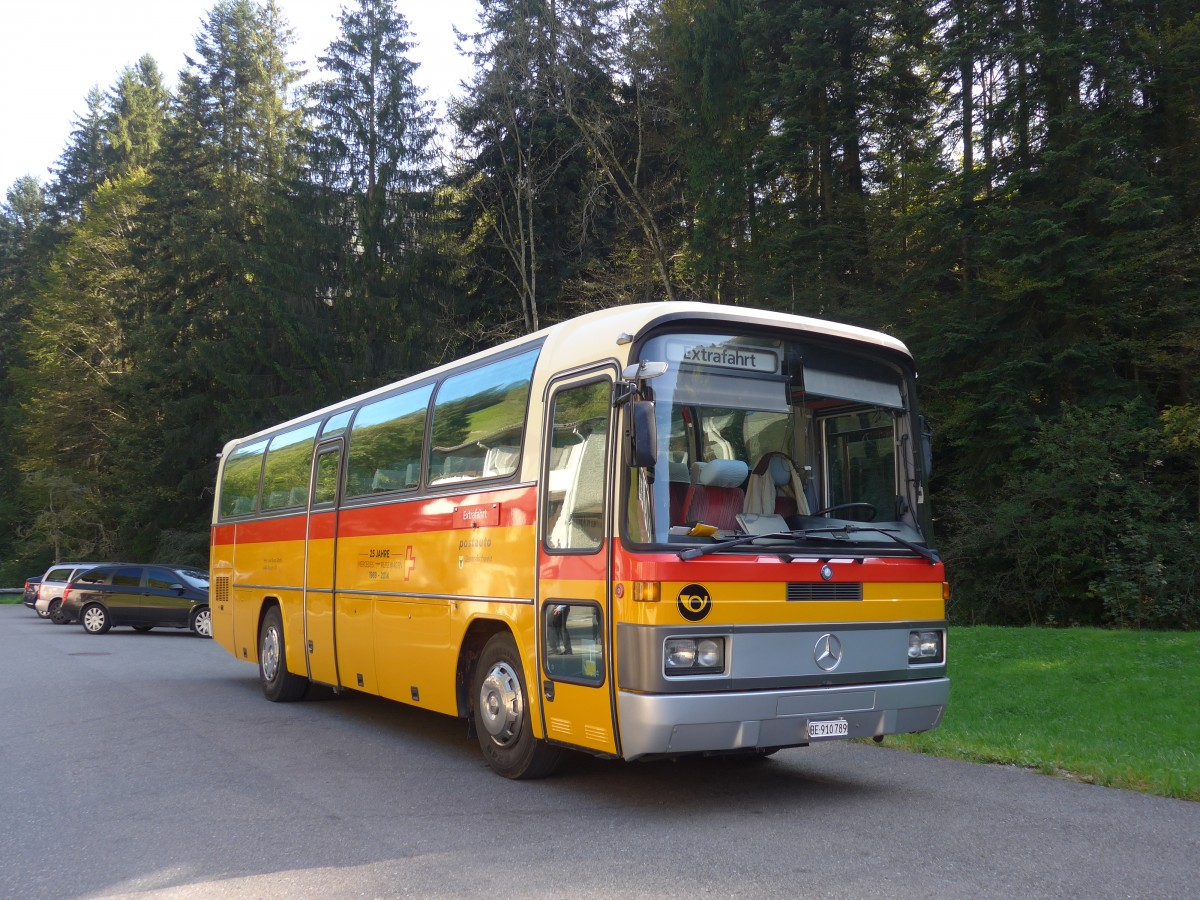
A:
887,626,1199,800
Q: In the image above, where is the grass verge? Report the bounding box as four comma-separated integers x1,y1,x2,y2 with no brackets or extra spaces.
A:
886,626,1198,800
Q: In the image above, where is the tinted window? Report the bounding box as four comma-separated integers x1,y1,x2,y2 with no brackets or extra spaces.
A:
147,568,180,589
46,568,75,582
78,570,109,585
262,423,320,510
429,349,538,485
112,567,143,587
220,439,267,517
346,385,433,497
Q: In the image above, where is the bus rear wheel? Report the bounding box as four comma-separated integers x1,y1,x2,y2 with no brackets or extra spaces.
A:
473,633,562,779
259,605,308,702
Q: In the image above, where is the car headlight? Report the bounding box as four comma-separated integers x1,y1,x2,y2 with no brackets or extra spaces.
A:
664,637,725,675
908,630,944,664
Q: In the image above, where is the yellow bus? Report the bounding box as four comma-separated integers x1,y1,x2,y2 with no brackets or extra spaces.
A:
210,302,948,778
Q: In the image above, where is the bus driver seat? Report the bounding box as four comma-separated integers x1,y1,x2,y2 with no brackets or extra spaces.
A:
682,458,749,531
745,452,811,518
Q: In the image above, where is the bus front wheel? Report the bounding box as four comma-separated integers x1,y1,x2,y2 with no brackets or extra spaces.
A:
259,606,308,702
473,633,562,779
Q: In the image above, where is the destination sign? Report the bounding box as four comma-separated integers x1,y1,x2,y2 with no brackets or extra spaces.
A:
673,341,779,374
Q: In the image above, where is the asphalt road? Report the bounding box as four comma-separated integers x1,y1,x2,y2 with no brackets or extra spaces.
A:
1,604,1196,900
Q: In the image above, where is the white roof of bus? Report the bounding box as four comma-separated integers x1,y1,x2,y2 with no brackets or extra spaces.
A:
220,301,912,455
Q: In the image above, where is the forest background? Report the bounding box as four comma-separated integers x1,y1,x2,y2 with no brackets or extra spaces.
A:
1,0,1197,629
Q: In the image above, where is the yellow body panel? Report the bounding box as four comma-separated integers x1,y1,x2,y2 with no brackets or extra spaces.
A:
535,576,617,755
613,581,945,627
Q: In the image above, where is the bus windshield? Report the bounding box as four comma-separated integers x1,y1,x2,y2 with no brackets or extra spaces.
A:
628,330,930,554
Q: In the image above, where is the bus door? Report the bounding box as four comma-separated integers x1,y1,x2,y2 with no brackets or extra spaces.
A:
304,439,343,687
537,373,619,756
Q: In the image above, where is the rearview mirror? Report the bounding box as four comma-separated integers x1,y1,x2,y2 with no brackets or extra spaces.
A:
628,400,657,468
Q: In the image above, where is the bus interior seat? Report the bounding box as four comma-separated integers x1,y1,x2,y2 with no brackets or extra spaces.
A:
668,461,691,524
745,452,810,517
682,458,749,531
483,445,519,477
431,454,484,484
372,468,408,491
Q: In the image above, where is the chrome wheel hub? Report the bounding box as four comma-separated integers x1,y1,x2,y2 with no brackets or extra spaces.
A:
478,661,523,747
261,626,281,681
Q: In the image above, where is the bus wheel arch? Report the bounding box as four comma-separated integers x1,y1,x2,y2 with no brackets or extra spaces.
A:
464,627,562,779
456,619,508,720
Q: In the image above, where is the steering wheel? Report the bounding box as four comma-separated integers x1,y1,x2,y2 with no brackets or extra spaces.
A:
810,502,877,521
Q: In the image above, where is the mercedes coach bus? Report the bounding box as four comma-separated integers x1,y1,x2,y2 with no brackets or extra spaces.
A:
210,302,948,778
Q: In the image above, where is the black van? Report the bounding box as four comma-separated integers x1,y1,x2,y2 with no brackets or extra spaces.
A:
59,564,211,637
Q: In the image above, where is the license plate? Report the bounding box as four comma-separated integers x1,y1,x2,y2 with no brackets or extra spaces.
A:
808,719,849,739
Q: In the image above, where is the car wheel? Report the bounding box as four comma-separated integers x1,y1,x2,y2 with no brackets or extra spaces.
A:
80,603,111,635
36,606,51,619
132,625,153,633
472,632,562,779
190,606,213,638
258,606,307,702
49,600,68,624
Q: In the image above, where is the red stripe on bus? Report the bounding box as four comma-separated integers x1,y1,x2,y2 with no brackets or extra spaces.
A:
210,485,538,546
235,516,308,544
540,548,609,582
337,486,537,538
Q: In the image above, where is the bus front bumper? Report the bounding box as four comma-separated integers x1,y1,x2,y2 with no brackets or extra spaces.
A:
615,677,948,760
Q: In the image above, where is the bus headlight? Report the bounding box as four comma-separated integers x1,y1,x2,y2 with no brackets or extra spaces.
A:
664,637,725,675
908,630,944,664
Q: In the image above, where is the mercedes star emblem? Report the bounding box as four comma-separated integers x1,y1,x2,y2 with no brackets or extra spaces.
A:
814,633,843,671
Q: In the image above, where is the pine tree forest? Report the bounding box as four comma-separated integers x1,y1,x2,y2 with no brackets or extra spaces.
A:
2,0,1198,628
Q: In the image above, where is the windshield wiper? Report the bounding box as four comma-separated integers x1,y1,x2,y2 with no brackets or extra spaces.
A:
831,525,941,564
677,525,940,564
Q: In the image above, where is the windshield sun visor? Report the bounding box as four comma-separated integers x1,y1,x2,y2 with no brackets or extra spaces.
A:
660,371,789,413
802,367,903,408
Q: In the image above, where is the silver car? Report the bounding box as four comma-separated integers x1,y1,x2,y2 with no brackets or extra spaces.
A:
35,563,105,623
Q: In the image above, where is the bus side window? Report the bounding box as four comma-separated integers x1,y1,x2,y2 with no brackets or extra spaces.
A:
313,449,341,506
219,439,267,518
345,385,433,498
261,423,320,511
428,349,538,485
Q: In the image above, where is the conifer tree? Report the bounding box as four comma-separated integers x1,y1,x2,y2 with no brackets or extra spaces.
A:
49,87,108,223
123,0,323,555
306,0,441,384
105,55,170,178
452,0,595,334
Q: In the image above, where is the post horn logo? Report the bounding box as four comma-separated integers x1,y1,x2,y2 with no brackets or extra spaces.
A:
677,584,712,622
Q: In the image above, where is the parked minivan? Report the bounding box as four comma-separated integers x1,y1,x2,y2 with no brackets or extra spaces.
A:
34,563,105,623
60,564,211,637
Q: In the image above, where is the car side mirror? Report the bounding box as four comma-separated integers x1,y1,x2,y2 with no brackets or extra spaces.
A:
170,583,185,593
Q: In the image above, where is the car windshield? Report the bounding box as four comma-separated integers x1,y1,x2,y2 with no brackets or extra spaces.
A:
624,330,932,557
178,568,210,589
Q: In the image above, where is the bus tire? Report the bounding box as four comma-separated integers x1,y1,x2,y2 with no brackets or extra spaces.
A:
259,605,308,702
473,633,562,779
